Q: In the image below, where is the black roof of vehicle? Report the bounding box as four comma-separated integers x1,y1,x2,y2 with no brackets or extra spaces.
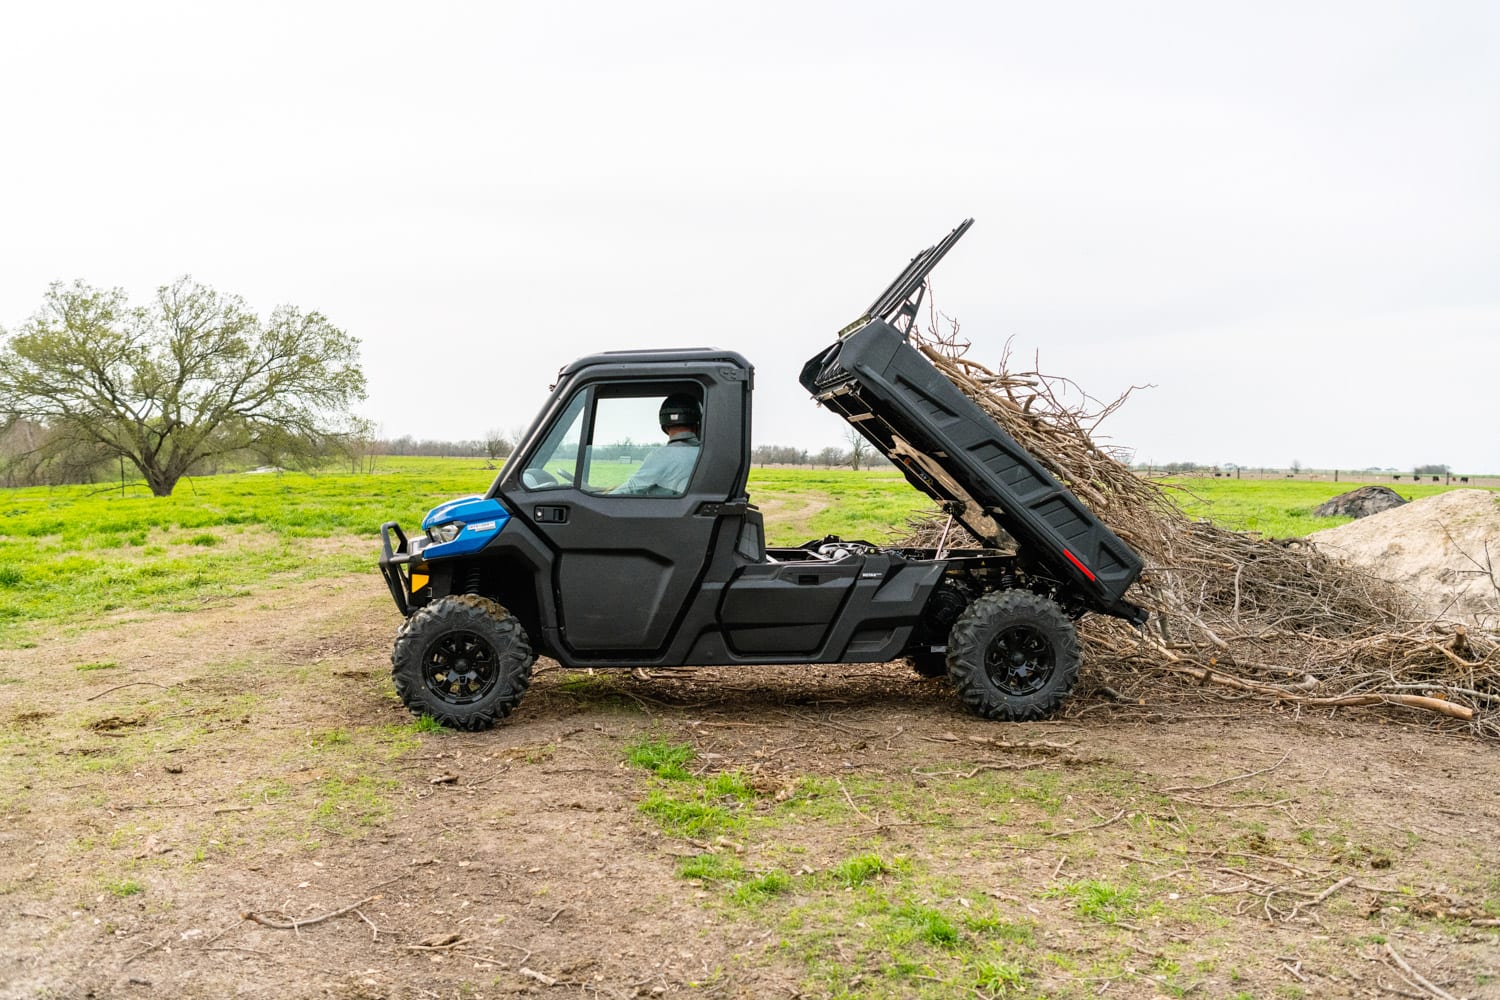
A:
559,348,752,376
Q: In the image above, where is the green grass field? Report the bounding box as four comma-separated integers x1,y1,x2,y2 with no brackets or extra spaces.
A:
1,459,1493,644
1159,475,1480,536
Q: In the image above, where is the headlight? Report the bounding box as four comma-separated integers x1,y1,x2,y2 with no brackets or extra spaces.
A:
427,521,463,544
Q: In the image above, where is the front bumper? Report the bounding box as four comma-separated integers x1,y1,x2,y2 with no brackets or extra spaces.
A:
378,521,429,616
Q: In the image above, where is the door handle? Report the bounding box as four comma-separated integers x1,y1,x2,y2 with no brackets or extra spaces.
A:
534,505,569,524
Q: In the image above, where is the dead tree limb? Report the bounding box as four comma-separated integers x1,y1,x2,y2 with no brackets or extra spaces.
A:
242,895,376,931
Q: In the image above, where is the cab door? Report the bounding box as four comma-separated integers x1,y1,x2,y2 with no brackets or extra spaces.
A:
496,365,747,657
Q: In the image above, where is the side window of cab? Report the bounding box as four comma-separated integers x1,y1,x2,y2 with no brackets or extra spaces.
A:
520,393,585,490
519,385,703,497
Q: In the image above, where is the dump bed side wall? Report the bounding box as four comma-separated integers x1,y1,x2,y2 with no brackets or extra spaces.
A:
801,320,1144,620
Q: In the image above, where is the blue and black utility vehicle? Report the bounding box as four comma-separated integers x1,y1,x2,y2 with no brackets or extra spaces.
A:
378,220,1148,729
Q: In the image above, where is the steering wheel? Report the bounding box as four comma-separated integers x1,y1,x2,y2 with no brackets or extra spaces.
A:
522,467,575,489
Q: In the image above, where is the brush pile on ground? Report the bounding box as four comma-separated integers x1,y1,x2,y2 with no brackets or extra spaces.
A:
904,324,1499,738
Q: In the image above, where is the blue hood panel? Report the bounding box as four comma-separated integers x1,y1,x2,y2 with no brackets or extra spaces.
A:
420,496,511,559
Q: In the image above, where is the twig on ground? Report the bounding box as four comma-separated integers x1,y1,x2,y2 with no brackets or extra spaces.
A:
242,895,376,931
86,682,169,701
1285,875,1355,922
200,920,240,947
836,777,879,827
1046,809,1126,838
203,945,275,959
122,937,170,966
911,761,1039,779
1170,796,1293,811
401,937,468,952
1162,750,1290,793
965,736,1079,752
1383,942,1461,1000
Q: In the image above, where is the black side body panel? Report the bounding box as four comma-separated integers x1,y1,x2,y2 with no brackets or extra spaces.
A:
800,319,1146,624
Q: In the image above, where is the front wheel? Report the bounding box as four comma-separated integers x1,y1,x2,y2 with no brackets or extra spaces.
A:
392,595,535,731
946,590,1080,720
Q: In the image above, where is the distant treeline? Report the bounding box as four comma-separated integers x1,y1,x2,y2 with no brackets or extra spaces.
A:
375,439,890,468
376,436,510,459
1134,461,1476,479
2,420,890,489
751,444,890,468
0,418,379,489
378,439,890,469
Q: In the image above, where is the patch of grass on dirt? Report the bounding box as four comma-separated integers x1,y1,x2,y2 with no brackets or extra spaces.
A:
890,901,961,947
310,776,395,834
1042,879,1142,924
104,877,144,897
410,714,444,734
629,743,770,839
773,884,1042,998
830,852,899,888
74,660,118,671
677,853,745,883
639,789,741,838
643,756,1350,998
624,736,696,779
732,870,793,906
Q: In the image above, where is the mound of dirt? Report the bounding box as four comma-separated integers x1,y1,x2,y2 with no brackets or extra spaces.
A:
1314,484,1407,518
1312,489,1500,628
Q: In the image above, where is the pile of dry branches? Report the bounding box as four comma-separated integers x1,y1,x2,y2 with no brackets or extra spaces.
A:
905,320,1499,737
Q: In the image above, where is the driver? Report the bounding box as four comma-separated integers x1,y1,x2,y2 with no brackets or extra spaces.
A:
613,394,701,496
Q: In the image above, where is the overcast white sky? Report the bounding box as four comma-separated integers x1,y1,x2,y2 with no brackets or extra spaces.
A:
2,1,1497,473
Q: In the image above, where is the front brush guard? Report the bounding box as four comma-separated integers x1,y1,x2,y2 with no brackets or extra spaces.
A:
379,521,414,616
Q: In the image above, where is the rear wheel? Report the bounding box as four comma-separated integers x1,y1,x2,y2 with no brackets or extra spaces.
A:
947,590,1080,720
392,595,535,731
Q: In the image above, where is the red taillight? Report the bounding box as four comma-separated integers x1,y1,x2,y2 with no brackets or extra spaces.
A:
1063,549,1097,582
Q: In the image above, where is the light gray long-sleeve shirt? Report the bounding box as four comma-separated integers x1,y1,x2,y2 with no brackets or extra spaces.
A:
613,431,701,496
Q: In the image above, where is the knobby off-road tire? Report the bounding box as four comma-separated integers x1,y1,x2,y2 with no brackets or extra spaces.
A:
392,594,535,731
946,589,1080,721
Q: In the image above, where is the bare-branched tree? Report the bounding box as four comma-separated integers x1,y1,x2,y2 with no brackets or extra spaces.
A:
845,426,870,472
0,278,366,496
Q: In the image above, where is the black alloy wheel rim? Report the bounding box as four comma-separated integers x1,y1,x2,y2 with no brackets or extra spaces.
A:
423,630,500,705
984,624,1055,696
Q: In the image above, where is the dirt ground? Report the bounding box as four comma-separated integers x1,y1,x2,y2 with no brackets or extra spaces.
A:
2,565,1498,1000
